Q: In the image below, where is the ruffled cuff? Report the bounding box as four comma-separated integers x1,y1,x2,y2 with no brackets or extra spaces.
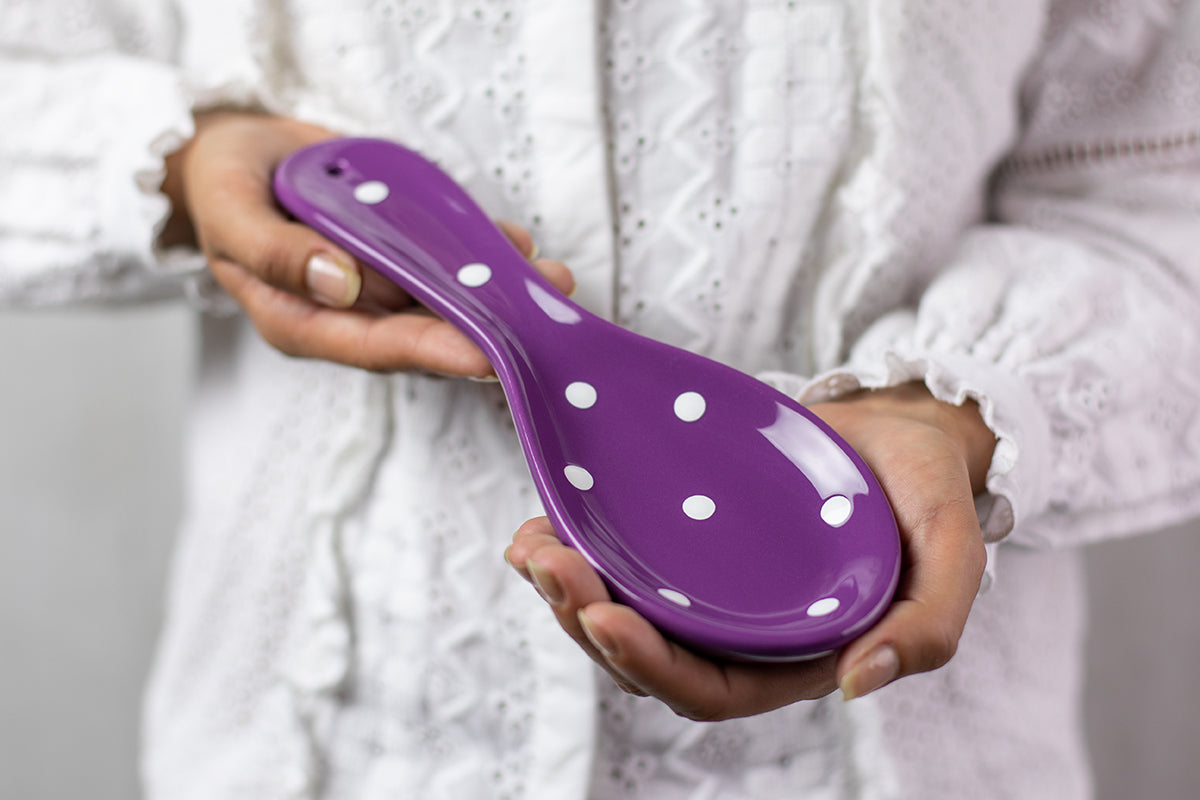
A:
111,60,206,280
0,54,205,305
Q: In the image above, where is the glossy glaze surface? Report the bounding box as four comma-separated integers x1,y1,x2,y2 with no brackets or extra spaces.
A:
273,138,901,660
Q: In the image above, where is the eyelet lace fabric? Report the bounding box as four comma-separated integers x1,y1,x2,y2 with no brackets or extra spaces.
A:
3,1,1200,798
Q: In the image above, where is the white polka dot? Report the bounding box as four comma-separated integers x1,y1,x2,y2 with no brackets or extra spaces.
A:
821,495,853,527
564,465,594,491
565,382,597,409
457,262,493,287
682,494,716,520
674,391,707,422
353,180,389,204
807,597,840,617
658,588,692,607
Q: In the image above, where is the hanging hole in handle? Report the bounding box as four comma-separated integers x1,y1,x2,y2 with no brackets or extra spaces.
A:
324,160,349,178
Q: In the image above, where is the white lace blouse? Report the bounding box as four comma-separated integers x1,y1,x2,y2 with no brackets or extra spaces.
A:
3,1,1199,798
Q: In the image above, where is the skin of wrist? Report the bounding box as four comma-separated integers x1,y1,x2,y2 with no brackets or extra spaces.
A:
160,144,195,248
828,382,996,495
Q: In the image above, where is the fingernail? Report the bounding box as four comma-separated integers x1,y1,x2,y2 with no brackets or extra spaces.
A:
526,559,564,606
503,546,529,579
527,242,540,260
841,644,900,701
578,610,617,659
307,253,361,307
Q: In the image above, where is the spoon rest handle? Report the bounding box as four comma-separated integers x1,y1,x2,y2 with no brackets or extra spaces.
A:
272,138,570,362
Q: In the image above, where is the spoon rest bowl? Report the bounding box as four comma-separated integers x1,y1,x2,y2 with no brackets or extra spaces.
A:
273,138,900,661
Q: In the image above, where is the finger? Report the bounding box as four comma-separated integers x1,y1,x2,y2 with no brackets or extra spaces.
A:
505,518,646,694
357,265,414,312
505,516,561,581
577,602,838,721
495,220,536,259
492,219,576,297
208,257,493,375
511,522,652,690
836,492,986,699
531,257,576,297
510,517,839,717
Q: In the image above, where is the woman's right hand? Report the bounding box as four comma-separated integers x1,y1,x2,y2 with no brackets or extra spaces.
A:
161,111,574,375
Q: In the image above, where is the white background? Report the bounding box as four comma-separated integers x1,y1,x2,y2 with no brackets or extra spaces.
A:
0,308,1197,799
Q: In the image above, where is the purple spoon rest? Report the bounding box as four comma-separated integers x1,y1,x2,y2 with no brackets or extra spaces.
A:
273,138,900,661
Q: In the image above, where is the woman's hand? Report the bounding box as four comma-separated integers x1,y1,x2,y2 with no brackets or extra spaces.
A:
161,111,574,375
505,382,994,720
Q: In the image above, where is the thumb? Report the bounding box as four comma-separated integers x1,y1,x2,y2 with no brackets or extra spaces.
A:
200,188,364,308
836,493,986,699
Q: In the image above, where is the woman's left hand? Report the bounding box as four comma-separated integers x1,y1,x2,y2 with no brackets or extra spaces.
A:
504,382,994,720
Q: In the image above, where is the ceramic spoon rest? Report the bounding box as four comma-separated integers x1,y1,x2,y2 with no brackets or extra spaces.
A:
273,138,900,661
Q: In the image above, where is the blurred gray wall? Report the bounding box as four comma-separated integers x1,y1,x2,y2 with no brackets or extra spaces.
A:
0,308,1197,799
0,309,189,800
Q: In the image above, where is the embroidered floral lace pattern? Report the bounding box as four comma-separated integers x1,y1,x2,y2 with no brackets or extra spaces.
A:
600,0,856,379
3,1,1200,799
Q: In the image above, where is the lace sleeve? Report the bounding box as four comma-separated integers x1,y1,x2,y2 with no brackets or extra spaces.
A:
0,1,201,308
800,0,1200,552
